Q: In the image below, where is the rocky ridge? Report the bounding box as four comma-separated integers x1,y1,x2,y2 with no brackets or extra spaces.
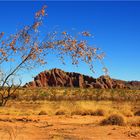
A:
24,68,140,89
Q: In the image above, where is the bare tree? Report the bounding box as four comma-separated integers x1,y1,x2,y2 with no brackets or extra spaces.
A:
0,5,107,106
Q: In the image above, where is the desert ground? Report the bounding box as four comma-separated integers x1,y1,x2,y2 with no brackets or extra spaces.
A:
0,115,139,140
0,88,139,140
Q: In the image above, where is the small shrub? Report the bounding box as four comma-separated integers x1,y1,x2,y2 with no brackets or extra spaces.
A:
92,109,105,116
81,109,94,116
134,110,140,116
15,117,32,122
71,109,95,116
38,110,47,115
131,119,140,127
71,110,83,115
101,114,125,126
71,109,105,116
55,110,65,115
11,93,19,99
123,111,133,117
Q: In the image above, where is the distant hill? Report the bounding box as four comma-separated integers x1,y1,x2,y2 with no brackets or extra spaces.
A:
24,68,140,89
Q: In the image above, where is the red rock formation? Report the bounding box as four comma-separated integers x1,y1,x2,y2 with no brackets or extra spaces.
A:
24,68,140,89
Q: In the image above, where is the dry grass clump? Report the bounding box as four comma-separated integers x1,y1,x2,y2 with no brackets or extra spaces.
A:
71,109,96,116
101,114,126,126
38,110,47,115
116,103,134,117
55,110,66,115
134,110,140,116
132,121,140,127
71,110,84,115
15,117,33,122
92,109,106,116
71,108,106,116
81,109,94,116
122,110,133,117
129,118,140,127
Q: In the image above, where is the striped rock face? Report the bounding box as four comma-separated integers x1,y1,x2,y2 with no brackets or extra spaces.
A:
24,68,140,89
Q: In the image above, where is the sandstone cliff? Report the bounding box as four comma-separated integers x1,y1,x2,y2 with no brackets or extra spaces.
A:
24,68,140,89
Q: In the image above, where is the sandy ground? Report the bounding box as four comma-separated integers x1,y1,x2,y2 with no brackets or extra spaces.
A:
0,115,139,140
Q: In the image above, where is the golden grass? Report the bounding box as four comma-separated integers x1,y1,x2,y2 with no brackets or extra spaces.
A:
0,100,138,118
0,87,139,127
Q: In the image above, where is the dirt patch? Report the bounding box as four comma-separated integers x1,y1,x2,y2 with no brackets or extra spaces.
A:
0,115,139,140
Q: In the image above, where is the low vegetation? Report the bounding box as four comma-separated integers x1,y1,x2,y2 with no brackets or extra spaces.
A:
0,87,139,127
38,110,47,115
13,87,140,102
134,110,140,116
101,114,126,126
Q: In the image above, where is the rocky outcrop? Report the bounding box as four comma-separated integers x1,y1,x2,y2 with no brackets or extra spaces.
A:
24,68,140,89
125,81,140,89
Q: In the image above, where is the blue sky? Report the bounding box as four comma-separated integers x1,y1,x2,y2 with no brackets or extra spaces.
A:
0,1,140,83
